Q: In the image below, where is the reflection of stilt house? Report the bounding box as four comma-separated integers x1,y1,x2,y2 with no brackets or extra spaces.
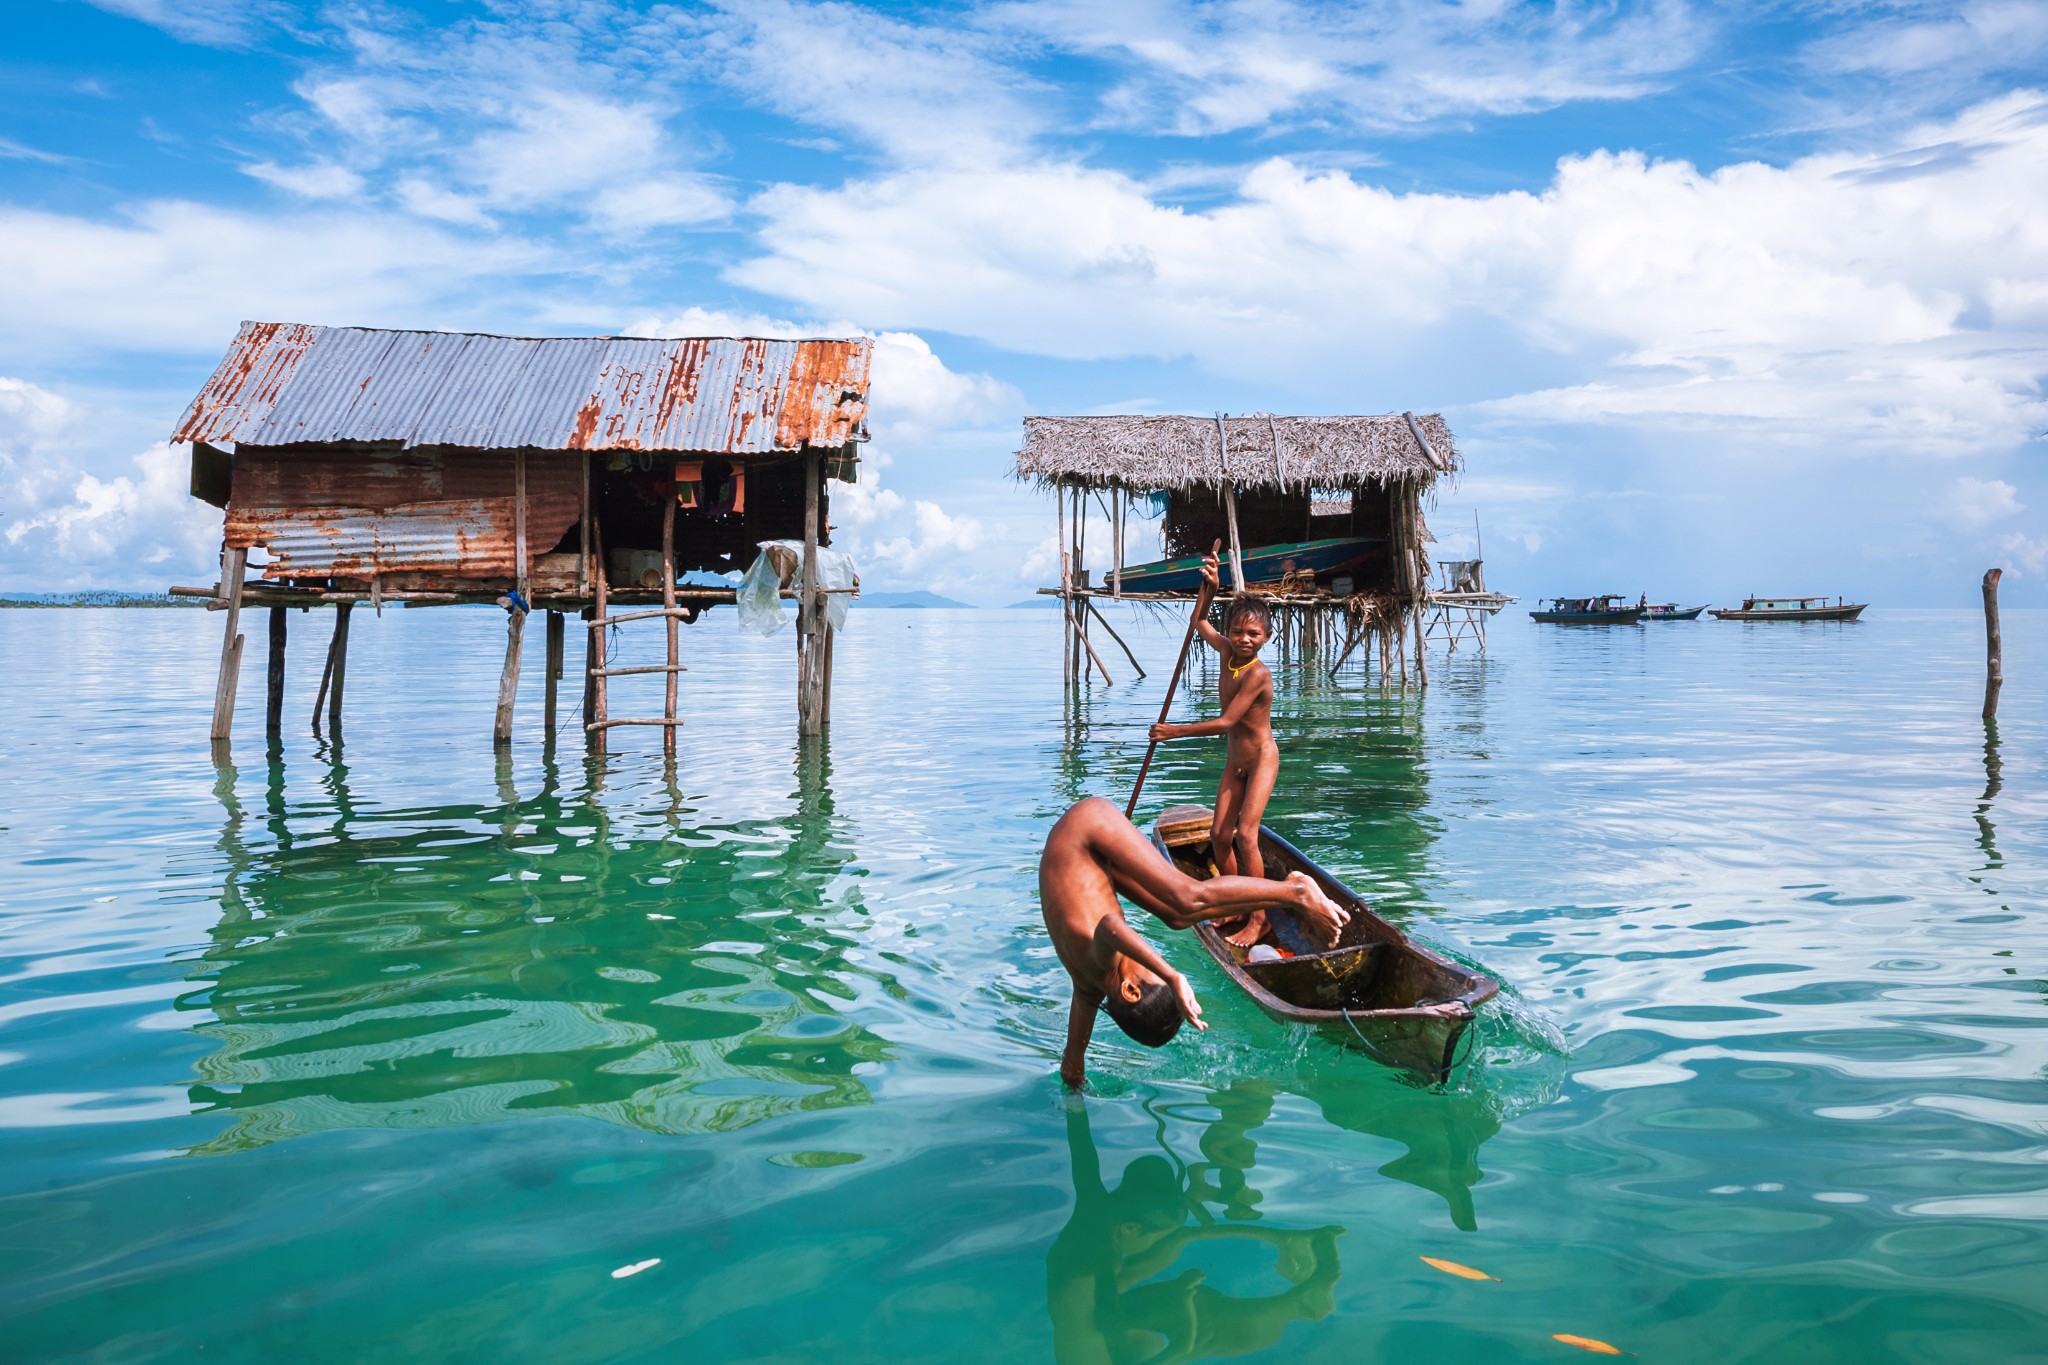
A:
1015,413,1459,688
172,323,870,748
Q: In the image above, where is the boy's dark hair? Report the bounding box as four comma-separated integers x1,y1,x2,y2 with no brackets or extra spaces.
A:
1103,980,1185,1047
1224,593,1272,632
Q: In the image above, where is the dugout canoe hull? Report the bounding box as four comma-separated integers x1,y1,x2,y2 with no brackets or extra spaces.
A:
1151,807,1498,1081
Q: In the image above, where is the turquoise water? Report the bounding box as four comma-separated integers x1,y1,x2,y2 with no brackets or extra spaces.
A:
1,604,2042,1361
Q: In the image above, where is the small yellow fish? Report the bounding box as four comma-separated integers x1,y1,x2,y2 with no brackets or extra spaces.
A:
1552,1333,1630,1355
1418,1256,1499,1281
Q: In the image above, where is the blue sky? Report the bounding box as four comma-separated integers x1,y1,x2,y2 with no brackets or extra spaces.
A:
3,0,2044,604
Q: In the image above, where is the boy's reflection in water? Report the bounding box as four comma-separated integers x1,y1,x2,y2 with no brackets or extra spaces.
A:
1048,1093,1341,1364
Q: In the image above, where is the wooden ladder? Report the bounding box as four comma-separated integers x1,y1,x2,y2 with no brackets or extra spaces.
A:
584,501,687,755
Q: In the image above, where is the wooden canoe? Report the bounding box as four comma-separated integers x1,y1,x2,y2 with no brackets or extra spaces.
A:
1151,806,1498,1081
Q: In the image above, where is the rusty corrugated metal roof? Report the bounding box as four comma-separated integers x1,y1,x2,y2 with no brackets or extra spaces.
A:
174,323,872,454
225,447,583,579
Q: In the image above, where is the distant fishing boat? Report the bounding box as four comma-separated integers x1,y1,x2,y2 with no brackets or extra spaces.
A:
1711,596,1867,622
1151,807,1498,1080
1530,595,1644,624
1645,602,1706,621
1112,537,1382,594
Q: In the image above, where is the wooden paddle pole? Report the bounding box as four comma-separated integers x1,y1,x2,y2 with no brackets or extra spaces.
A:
1125,540,1220,820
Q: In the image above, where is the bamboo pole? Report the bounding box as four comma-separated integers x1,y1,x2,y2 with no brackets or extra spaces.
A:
265,605,286,738
662,498,679,754
209,545,247,743
1983,567,2004,720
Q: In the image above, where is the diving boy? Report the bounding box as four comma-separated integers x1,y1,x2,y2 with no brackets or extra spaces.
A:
1040,797,1346,1088
1149,552,1279,946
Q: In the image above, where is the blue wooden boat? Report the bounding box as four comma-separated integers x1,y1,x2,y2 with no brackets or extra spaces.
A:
1646,602,1706,621
1113,537,1381,594
1530,594,1644,624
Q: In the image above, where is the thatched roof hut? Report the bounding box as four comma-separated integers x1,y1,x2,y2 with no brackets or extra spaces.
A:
1015,412,1461,689
1015,413,1458,491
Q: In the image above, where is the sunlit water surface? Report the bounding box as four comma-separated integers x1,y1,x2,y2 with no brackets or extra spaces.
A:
1,605,2042,1362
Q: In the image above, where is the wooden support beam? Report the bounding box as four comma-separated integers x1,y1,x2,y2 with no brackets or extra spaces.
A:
587,718,687,731
209,545,247,742
493,608,524,745
581,605,598,732
589,510,609,755
265,605,286,738
662,497,679,755
326,602,352,733
591,664,688,677
797,449,826,736
544,610,563,737
1984,567,2004,720
1085,599,1146,679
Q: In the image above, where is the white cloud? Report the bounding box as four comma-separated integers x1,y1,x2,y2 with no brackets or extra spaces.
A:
83,0,277,46
0,378,75,457
1949,476,2025,529
986,0,1706,137
243,160,366,200
0,201,552,353
623,308,1019,442
868,499,985,575
2,442,221,589
735,91,2048,457
1997,532,2048,576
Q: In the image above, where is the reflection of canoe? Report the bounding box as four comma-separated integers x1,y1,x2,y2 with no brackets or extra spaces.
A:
1114,537,1382,593
1151,806,1498,1080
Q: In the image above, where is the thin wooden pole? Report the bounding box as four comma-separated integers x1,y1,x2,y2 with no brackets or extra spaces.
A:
798,449,825,735
326,602,351,733
264,605,286,738
581,605,598,733
544,610,563,737
578,451,592,598
1126,540,1219,820
589,509,609,754
209,545,247,742
1067,602,1114,684
662,497,679,754
1983,567,2004,720
1214,415,1247,592
493,609,524,745
311,618,335,731
1085,598,1146,679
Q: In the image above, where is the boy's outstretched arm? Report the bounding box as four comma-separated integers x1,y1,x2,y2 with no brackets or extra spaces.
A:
1193,552,1229,653
1060,988,1100,1088
1151,673,1269,741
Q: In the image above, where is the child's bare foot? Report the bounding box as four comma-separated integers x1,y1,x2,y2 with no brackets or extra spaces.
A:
1287,872,1348,947
1223,909,1269,947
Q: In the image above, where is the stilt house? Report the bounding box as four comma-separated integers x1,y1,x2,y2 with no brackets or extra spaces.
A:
1014,413,1459,687
173,322,871,748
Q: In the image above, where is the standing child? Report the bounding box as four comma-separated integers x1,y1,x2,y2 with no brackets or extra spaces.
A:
1150,552,1279,947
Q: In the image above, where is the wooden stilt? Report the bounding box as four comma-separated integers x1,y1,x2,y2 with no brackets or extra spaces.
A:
662,498,679,754
797,449,826,736
1085,599,1146,679
493,609,525,744
326,603,352,733
1983,567,2004,720
582,605,598,733
265,605,286,738
544,610,564,737
209,545,248,743
588,510,609,754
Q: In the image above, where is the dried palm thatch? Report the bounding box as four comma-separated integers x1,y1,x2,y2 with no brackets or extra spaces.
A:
1015,413,1458,492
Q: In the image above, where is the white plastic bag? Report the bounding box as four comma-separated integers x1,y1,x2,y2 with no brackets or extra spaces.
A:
737,540,858,637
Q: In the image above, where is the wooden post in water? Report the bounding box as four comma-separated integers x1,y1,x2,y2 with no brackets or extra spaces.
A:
325,603,352,734
1983,567,2004,720
265,605,287,738
494,453,529,746
544,610,563,738
209,545,247,743
662,498,679,755
589,511,610,755
797,449,826,736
